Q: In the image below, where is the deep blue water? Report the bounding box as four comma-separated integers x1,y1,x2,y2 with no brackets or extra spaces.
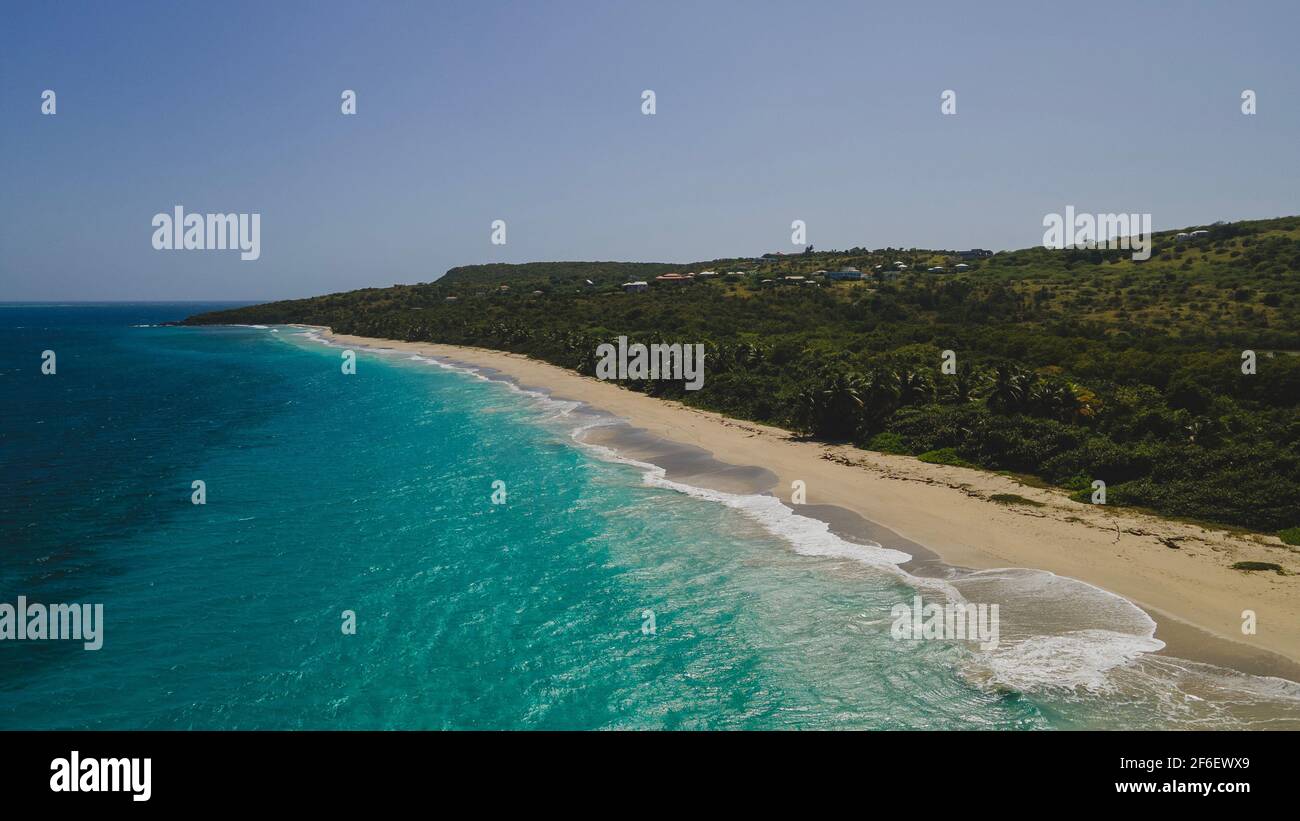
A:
2,304,1297,729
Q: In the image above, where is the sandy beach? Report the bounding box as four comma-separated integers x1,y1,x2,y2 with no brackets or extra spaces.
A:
318,328,1300,680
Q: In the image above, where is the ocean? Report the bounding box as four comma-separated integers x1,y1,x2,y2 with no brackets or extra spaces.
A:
3,303,1298,729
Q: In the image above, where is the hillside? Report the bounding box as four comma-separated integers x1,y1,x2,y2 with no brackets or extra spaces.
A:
438,261,682,287
186,216,1300,536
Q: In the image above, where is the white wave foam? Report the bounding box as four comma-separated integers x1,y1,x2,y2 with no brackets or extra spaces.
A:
952,568,1165,693
332,335,918,574
296,329,1255,698
577,438,914,571
972,629,1165,693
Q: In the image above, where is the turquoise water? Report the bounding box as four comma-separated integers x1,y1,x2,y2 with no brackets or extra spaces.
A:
2,305,1298,729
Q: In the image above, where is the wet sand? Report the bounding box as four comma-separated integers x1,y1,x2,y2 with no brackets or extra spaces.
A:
585,421,1300,681
304,328,1300,683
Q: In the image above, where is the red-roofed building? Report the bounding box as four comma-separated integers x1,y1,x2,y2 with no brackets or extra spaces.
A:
654,273,695,285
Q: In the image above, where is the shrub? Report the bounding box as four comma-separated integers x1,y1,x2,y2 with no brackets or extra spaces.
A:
1231,561,1286,574
960,414,1085,474
884,404,983,453
917,447,977,468
989,493,1045,507
866,431,910,454
1042,437,1153,485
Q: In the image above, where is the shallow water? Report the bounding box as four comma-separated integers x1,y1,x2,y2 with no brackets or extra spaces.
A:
2,305,1297,729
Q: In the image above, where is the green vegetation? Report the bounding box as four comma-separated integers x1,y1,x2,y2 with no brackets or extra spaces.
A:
1230,561,1287,574
917,448,977,469
864,432,910,454
1280,527,1300,546
440,261,681,288
988,494,1046,508
187,216,1300,535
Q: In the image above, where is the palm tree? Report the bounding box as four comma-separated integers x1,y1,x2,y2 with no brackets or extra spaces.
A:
794,370,867,440
897,369,934,406
737,341,767,369
940,367,987,404
822,371,867,436
987,365,1017,413
570,332,601,374
988,364,1033,414
791,385,821,434
861,368,901,423
1029,379,1075,421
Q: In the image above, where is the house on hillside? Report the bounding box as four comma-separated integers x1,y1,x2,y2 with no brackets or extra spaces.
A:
622,281,648,293
655,273,695,285
958,249,994,260
954,263,970,271
1189,229,1210,238
827,267,862,281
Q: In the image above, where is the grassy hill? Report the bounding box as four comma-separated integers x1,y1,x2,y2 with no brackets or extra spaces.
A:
186,216,1300,535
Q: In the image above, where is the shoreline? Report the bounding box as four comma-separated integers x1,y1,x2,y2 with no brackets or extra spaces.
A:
308,326,1300,682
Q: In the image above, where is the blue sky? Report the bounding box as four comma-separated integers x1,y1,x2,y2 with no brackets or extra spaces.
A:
2,0,1297,300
